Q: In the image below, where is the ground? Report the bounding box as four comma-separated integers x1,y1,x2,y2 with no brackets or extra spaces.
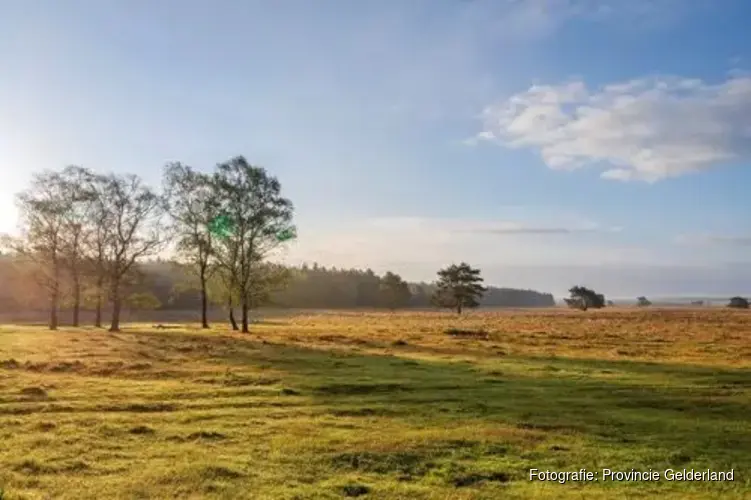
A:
0,308,749,499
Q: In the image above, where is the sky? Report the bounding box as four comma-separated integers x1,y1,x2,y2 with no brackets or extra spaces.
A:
1,0,750,299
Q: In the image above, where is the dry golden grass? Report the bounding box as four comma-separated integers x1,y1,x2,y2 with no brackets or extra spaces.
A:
254,308,751,367
0,308,749,499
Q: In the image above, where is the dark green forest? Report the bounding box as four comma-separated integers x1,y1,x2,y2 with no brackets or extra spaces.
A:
0,256,555,313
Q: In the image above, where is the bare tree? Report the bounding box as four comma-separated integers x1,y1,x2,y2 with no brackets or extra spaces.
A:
56,166,98,326
101,174,165,332
81,173,115,327
212,157,295,333
162,163,218,328
4,171,72,329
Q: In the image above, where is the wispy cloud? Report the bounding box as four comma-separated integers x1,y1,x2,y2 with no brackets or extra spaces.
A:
282,215,643,279
340,0,708,124
365,216,620,235
457,0,701,42
452,222,622,235
280,215,750,296
469,227,585,235
474,74,751,182
707,235,751,246
677,233,751,247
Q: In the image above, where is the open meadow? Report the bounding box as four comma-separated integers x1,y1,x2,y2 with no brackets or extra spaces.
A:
0,308,749,499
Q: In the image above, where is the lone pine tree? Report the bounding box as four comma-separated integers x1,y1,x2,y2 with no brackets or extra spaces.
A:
432,262,486,314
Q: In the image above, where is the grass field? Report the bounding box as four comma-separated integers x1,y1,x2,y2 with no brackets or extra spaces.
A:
0,308,749,499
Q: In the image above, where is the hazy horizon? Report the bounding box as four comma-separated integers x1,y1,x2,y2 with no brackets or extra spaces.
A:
2,1,750,299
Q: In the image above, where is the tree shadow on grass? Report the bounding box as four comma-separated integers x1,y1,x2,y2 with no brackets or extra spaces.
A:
113,329,751,469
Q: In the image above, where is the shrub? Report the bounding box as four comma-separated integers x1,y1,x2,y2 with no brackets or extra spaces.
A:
444,328,489,340
727,296,749,309
566,286,605,310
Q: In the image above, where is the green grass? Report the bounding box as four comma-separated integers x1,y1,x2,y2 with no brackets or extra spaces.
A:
0,310,749,498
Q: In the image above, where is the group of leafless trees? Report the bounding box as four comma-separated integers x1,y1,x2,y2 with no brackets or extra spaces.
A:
1,156,296,333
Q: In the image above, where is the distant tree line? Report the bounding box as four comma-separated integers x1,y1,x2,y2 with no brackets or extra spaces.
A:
634,296,749,308
563,289,750,310
0,159,559,332
0,256,555,316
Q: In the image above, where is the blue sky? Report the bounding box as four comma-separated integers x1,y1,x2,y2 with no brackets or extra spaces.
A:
1,0,750,298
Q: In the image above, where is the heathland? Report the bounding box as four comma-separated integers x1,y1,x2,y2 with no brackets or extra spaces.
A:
0,308,749,499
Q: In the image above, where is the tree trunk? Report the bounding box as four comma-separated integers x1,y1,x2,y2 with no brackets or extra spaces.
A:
94,274,104,327
109,283,121,332
94,294,102,328
72,277,80,327
200,271,209,329
456,302,463,315
241,293,249,333
49,261,59,330
50,288,59,330
228,297,238,331
71,236,81,326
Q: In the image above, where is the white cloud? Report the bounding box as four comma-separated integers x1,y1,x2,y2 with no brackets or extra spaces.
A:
476,75,751,182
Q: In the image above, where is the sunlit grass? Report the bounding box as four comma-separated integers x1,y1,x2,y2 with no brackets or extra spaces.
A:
0,308,749,498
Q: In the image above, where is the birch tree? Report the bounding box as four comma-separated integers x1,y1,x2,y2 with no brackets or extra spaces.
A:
101,173,165,332
83,173,115,327
7,171,70,329
162,162,218,328
212,156,295,333
57,166,97,326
